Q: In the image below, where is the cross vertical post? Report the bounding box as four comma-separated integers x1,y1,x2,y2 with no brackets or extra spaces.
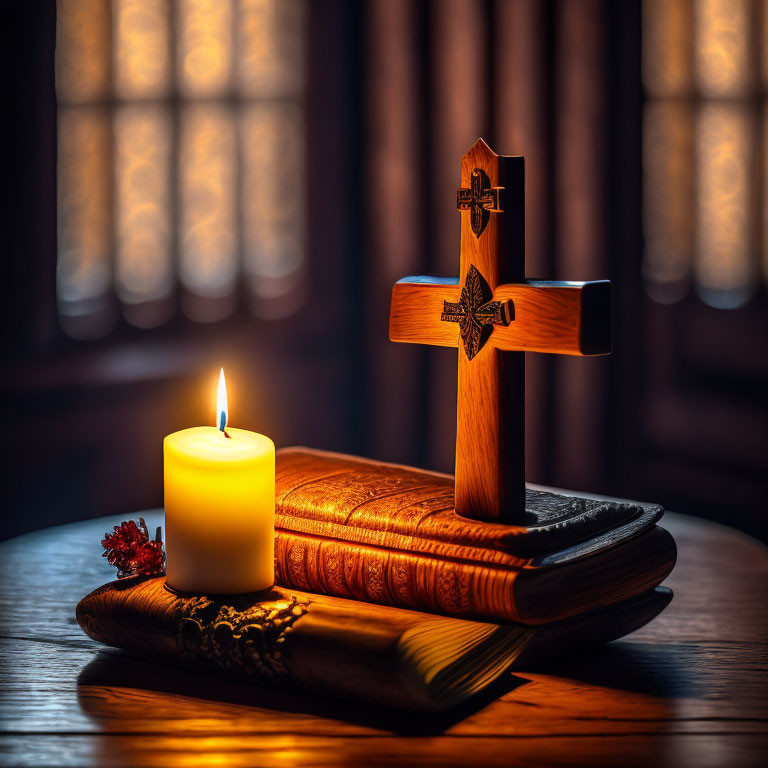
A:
456,142,525,521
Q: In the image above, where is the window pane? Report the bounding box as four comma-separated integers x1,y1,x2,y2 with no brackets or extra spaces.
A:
114,0,171,100
240,103,306,317
694,0,755,97
642,102,695,303
114,105,174,323
56,0,111,104
56,0,309,335
177,0,234,98
57,107,114,338
695,103,756,308
642,0,693,98
237,0,305,98
179,104,238,320
643,0,764,309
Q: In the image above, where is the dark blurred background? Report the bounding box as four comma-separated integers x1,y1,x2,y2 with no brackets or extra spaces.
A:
2,0,766,543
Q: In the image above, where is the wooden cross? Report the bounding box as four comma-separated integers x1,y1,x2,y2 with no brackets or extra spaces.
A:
389,139,611,523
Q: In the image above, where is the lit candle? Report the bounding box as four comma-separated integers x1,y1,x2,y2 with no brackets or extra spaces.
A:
164,369,275,594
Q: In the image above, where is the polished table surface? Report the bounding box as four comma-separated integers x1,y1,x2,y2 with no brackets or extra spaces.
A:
0,509,767,767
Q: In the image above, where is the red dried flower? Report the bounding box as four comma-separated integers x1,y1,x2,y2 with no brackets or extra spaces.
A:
102,518,165,578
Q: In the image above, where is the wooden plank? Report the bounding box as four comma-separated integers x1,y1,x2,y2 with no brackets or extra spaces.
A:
389,279,611,355
389,279,461,347
494,280,611,355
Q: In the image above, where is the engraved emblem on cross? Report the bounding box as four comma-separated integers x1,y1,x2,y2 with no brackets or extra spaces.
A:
441,265,512,360
456,168,503,238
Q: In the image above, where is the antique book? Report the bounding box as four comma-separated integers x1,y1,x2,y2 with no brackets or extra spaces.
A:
77,576,672,712
274,448,676,624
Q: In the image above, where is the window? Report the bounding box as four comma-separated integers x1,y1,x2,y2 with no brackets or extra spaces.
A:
56,0,306,339
642,0,767,309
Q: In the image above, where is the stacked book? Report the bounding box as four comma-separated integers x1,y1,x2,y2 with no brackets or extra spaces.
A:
77,447,675,711
273,448,675,627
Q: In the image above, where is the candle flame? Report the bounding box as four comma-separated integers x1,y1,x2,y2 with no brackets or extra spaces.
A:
217,368,228,433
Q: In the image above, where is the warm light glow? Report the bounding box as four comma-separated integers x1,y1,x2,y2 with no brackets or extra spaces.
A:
114,105,173,315
217,368,228,432
56,0,111,103
179,104,237,305
642,0,765,309
642,0,693,98
694,0,753,98
237,0,305,98
642,101,694,303
695,104,755,308
241,103,306,316
114,0,171,99
177,0,234,97
57,107,112,326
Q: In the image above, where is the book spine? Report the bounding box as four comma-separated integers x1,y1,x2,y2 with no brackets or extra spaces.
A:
275,529,523,623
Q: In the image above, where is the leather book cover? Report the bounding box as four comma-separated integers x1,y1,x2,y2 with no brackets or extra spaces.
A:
274,448,676,624
76,577,672,711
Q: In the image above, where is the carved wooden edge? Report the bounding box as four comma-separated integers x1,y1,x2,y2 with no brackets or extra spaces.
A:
176,592,311,681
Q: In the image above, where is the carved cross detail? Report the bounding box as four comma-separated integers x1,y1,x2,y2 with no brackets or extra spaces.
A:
456,168,503,238
441,265,512,360
389,138,612,523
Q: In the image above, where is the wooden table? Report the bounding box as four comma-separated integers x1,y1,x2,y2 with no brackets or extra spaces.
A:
1,510,766,767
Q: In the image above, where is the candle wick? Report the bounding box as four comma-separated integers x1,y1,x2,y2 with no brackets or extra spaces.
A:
218,409,230,438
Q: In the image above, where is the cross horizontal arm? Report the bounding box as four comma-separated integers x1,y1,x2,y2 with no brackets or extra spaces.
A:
389,278,611,356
